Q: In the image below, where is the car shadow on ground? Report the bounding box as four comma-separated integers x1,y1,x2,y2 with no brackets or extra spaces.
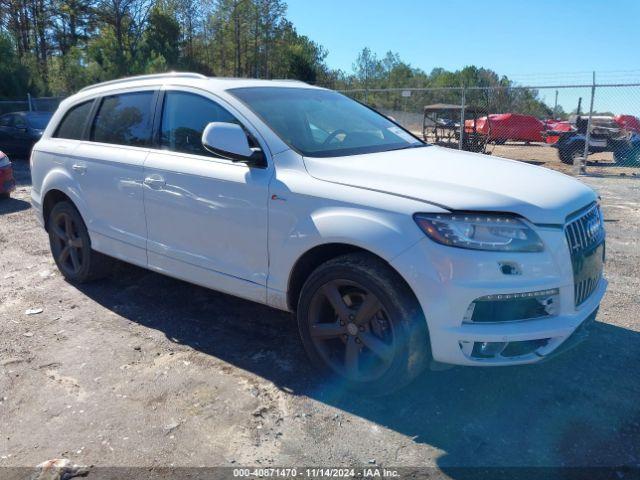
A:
75,262,640,475
0,197,31,215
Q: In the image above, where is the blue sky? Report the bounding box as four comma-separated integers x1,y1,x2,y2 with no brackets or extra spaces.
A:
286,0,640,114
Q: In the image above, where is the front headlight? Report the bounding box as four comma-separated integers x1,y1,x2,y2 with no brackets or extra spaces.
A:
414,213,544,252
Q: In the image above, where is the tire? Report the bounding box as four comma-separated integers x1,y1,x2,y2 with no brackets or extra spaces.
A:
296,252,430,395
47,201,112,283
613,151,627,164
559,145,583,165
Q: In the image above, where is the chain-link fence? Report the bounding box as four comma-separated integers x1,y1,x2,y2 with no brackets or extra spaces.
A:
2,85,639,177
341,82,640,177
0,95,63,115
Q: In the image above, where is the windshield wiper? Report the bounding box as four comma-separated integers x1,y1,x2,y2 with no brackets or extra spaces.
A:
388,143,429,152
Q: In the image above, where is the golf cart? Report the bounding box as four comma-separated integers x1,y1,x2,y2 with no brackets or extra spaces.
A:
546,100,640,165
422,104,490,153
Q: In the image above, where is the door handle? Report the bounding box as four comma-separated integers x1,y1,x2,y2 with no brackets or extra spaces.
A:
143,175,166,189
72,163,87,174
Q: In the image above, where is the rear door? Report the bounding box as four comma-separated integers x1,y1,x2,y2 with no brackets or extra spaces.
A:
72,89,157,266
33,100,94,203
142,88,272,303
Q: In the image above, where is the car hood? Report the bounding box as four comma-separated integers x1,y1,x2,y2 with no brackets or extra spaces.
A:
303,146,597,225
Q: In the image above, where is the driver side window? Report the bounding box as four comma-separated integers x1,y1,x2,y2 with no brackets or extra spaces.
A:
160,91,242,157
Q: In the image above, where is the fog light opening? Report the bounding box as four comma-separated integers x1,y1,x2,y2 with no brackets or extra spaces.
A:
465,288,561,323
471,341,507,358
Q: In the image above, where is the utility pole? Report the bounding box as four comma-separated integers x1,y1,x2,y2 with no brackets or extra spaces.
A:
459,86,466,150
580,71,596,174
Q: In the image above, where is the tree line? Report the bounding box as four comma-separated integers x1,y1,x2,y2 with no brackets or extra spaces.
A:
0,0,559,117
0,0,334,95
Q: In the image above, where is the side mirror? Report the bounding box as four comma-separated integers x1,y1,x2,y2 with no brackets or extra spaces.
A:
202,122,265,165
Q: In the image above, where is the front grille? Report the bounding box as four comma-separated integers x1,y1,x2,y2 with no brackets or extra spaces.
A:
565,203,605,306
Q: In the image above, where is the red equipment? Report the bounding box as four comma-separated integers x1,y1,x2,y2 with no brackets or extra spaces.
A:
466,113,545,143
614,115,640,133
0,150,16,199
544,120,573,144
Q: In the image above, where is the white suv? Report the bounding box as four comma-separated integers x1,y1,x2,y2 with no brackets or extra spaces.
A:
31,73,606,393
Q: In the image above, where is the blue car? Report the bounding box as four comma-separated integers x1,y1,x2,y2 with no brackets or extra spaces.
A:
0,111,53,159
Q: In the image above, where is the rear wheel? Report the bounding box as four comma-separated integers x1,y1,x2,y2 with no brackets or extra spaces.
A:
297,253,430,395
48,201,112,283
614,148,640,165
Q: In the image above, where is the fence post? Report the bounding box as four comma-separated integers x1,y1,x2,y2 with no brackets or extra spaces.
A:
27,93,33,112
459,86,466,150
580,71,596,174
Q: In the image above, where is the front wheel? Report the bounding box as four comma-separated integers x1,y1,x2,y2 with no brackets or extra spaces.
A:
48,201,112,283
559,145,584,165
297,253,430,395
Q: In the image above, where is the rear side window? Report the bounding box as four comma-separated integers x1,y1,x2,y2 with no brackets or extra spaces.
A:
160,91,239,156
54,101,93,140
92,92,154,147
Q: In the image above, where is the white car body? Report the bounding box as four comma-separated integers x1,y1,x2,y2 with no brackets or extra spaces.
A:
30,73,606,367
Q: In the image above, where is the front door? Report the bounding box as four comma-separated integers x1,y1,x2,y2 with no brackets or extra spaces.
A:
0,114,19,155
143,89,271,303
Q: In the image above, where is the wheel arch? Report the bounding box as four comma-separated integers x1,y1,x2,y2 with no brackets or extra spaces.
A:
42,189,73,231
40,169,91,232
561,136,585,150
286,242,420,314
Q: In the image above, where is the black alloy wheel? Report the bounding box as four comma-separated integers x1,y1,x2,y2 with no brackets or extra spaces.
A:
297,252,430,394
50,209,86,277
308,279,396,382
47,201,112,283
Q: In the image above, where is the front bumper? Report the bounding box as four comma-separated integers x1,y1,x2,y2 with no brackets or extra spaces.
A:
391,229,606,366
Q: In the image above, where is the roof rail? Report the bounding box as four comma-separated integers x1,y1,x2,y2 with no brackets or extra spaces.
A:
271,79,307,83
79,72,208,93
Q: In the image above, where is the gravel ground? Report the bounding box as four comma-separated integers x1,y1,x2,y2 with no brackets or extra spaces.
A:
414,136,640,177
489,142,640,177
0,159,639,478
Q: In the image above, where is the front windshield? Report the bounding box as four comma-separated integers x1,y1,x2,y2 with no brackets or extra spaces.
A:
229,87,425,157
27,113,52,130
